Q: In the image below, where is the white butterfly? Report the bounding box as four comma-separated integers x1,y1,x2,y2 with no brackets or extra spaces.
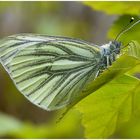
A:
0,18,139,111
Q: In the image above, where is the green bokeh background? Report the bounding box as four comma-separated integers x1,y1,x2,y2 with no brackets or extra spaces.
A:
0,1,140,138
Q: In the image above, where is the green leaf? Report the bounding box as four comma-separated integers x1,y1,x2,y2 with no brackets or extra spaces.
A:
125,40,140,90
83,2,140,15
76,75,140,138
127,41,140,60
119,117,140,138
75,41,140,138
113,86,140,138
108,15,140,45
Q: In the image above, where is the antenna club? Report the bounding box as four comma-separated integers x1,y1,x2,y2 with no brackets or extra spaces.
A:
130,17,134,23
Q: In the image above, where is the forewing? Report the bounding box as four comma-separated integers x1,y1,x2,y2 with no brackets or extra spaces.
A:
0,34,102,110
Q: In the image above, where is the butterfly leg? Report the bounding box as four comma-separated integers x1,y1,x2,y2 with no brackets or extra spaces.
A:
95,70,100,78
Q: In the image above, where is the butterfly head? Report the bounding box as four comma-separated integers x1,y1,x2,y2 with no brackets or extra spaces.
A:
100,41,121,70
109,40,121,54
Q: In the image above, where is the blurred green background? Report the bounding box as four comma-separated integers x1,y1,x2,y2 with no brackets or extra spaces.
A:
0,1,140,138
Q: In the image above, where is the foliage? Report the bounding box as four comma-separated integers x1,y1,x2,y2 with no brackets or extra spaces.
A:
76,75,140,138
115,115,140,138
83,2,140,15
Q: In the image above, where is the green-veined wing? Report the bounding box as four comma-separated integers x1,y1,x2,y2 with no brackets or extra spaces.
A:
0,34,102,110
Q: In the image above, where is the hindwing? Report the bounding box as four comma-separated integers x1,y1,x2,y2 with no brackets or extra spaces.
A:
0,34,102,110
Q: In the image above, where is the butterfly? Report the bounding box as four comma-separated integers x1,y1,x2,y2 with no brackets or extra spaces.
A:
0,17,139,111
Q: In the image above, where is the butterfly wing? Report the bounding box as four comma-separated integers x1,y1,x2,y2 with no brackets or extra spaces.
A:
0,34,102,110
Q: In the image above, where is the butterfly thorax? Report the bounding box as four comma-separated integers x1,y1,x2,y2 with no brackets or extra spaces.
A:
99,41,121,71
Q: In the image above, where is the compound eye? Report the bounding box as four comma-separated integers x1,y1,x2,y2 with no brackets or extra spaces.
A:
110,44,115,50
116,42,121,48
114,41,121,48
119,42,121,47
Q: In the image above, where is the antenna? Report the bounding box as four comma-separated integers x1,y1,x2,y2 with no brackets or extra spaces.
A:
115,17,140,41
